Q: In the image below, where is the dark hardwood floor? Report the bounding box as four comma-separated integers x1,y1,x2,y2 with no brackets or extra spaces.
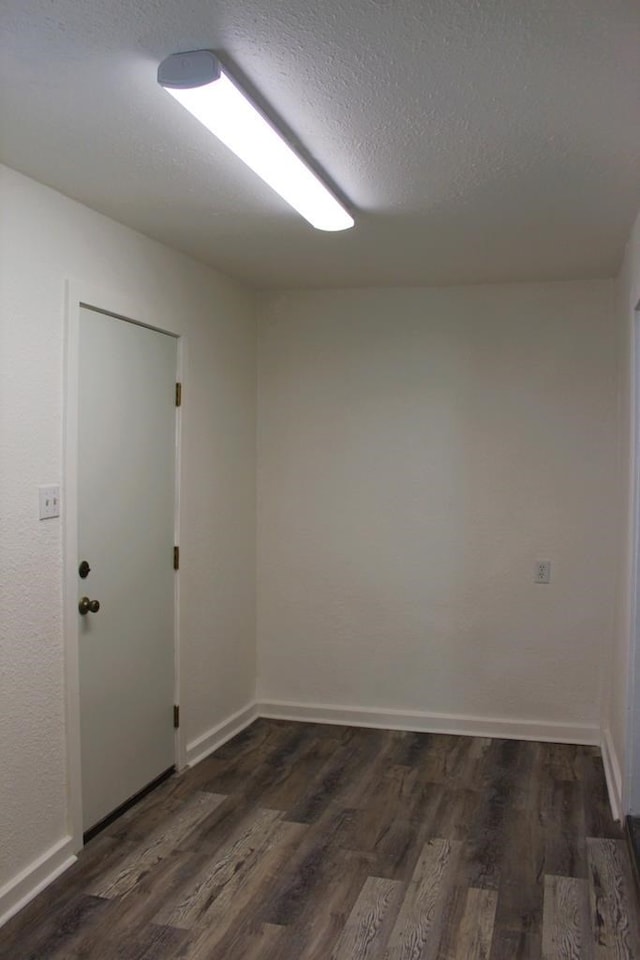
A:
628,816,640,900
1,719,639,959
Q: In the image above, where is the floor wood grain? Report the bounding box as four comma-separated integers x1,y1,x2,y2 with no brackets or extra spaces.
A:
90,791,225,899
331,876,403,960
587,838,640,959
453,887,498,960
385,838,460,959
542,875,590,960
1,720,639,960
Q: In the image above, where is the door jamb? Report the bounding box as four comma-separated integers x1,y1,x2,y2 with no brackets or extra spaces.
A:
628,304,640,815
63,281,184,853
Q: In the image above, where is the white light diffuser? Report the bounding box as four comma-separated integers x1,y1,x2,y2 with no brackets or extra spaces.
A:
158,51,354,232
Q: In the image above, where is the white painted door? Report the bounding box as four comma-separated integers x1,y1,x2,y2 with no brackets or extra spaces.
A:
77,306,177,833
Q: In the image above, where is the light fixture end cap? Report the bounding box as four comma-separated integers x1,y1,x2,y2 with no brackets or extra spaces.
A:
157,50,220,90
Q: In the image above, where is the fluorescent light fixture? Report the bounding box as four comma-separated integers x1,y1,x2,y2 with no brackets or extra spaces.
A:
157,50,354,232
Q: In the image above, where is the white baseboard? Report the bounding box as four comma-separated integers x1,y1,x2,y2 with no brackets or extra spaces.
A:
258,699,600,746
601,727,623,822
0,836,76,929
186,701,259,767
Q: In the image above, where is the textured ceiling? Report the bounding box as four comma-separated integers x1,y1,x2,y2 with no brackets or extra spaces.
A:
1,0,639,288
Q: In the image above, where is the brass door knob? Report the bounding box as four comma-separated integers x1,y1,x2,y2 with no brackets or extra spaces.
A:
79,596,100,615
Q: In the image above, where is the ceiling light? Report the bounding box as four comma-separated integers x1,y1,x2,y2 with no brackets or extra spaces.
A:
157,50,354,232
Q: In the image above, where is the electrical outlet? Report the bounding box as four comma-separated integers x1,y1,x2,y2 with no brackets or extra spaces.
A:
39,485,60,520
534,560,551,584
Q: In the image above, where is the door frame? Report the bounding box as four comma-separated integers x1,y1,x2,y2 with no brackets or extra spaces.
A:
628,304,640,815
63,280,185,853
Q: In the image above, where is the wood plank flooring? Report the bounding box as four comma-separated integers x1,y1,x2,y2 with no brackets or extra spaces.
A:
1,720,639,959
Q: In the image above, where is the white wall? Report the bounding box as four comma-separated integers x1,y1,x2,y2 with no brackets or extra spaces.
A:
257,281,620,740
603,204,640,815
0,165,256,899
0,157,632,920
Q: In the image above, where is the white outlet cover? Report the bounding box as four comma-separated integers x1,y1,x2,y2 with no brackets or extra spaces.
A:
39,485,60,520
535,560,551,584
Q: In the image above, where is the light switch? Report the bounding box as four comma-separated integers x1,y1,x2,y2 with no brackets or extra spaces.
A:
39,485,60,520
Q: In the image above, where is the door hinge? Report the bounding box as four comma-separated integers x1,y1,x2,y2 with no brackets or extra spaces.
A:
175,382,182,407
173,704,180,729
173,545,180,570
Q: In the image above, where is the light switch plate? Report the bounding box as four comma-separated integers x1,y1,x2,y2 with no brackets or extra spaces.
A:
39,485,60,520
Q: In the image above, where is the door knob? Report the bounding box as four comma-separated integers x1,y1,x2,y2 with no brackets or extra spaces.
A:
79,596,100,615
